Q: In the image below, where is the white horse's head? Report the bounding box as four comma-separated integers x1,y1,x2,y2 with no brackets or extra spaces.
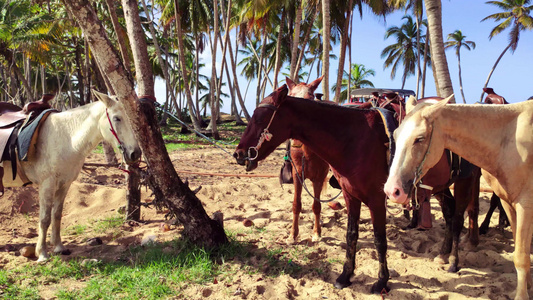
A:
92,90,142,164
384,95,452,205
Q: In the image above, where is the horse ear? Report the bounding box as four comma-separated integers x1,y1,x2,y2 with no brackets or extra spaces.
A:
421,94,452,119
308,76,323,92
406,96,418,114
286,77,296,90
92,90,116,107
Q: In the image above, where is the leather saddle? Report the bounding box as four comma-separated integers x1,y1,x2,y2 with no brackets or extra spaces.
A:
0,94,56,195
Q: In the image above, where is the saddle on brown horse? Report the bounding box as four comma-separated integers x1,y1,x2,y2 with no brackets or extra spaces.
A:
0,94,57,195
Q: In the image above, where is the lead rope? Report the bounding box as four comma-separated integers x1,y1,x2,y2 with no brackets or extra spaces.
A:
287,152,343,203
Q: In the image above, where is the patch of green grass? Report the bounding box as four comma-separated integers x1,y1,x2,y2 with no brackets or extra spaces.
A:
165,142,204,152
66,224,87,236
0,234,251,299
92,144,104,154
92,215,124,234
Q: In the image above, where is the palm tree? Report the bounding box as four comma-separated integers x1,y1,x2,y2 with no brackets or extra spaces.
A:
321,0,331,100
331,63,375,103
381,15,428,89
444,30,475,104
480,0,533,101
424,0,454,99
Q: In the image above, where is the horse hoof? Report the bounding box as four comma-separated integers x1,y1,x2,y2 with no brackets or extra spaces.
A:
371,281,390,294
479,226,489,235
54,249,71,256
334,279,351,289
434,255,447,264
286,236,298,245
37,256,49,263
447,264,460,273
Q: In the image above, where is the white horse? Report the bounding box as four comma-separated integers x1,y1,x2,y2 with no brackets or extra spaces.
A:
4,90,141,262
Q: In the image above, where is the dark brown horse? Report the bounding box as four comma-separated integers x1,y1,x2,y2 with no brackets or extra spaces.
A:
285,76,339,243
234,85,391,292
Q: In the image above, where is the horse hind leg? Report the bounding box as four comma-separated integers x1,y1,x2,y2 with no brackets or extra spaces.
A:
50,185,71,255
311,178,323,242
288,172,303,244
36,183,55,262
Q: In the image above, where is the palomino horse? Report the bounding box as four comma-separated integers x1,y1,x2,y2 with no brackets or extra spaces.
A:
234,85,391,292
403,97,481,273
384,96,533,300
7,91,141,262
286,76,341,242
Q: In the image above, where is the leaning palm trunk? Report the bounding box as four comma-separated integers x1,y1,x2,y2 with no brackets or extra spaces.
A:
63,0,228,247
479,43,512,102
424,0,454,100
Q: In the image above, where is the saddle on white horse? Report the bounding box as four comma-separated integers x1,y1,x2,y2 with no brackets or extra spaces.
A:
0,95,57,195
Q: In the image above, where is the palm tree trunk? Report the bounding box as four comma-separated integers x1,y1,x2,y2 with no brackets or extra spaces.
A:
424,0,454,100
173,0,202,131
122,0,156,222
273,8,286,87
228,26,251,120
479,43,511,102
457,51,466,103
255,28,268,106
295,8,318,80
289,2,303,82
334,0,352,103
105,0,132,75
322,0,331,100
421,29,430,98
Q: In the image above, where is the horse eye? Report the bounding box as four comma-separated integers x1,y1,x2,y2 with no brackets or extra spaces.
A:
414,137,425,144
113,116,121,122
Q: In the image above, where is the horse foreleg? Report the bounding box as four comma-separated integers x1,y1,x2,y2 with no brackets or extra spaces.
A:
288,173,303,244
435,189,454,265
311,179,323,242
36,183,54,262
512,203,533,300
334,196,361,289
369,202,390,294
50,185,70,255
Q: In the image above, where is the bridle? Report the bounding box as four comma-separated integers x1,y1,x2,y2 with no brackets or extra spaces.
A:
106,108,125,154
247,103,279,161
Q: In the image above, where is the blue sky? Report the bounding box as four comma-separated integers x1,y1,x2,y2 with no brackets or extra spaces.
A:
154,0,533,114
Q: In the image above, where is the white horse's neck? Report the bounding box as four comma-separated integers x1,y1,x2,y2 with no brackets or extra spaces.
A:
437,103,525,176
49,101,107,159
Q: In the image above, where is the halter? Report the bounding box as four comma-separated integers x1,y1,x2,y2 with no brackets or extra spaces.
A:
411,123,435,209
247,103,278,161
106,108,125,153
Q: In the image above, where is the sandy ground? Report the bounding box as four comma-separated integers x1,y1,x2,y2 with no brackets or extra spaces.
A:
0,143,522,299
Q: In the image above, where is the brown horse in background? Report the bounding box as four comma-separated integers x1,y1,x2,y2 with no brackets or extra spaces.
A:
234,85,391,292
285,76,341,243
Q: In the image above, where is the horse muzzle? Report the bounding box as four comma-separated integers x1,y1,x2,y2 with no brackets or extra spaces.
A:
233,149,258,171
384,178,413,205
124,147,142,164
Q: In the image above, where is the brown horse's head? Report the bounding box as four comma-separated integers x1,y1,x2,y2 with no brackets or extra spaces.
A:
384,95,452,205
286,76,323,100
233,85,290,171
